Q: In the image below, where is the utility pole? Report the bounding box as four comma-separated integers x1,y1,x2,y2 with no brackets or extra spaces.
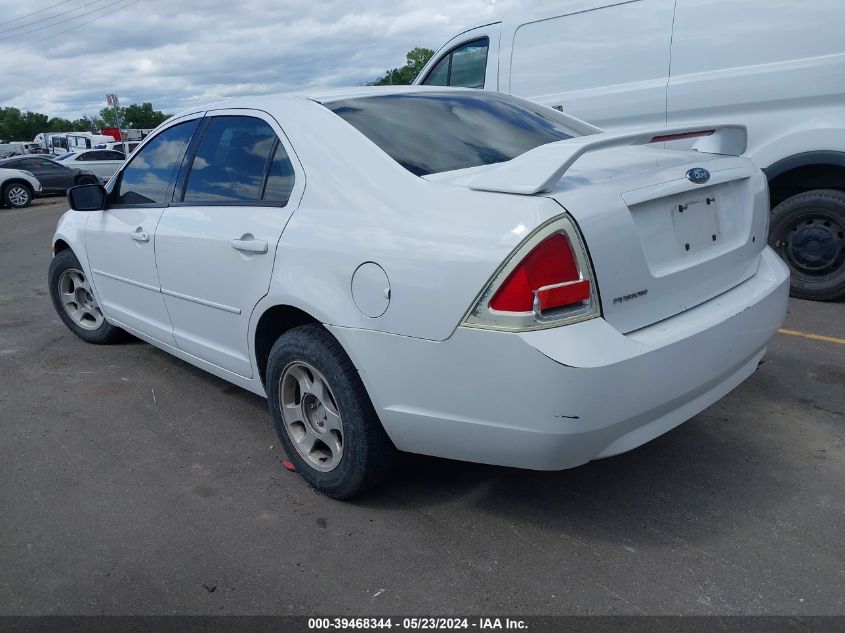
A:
105,93,128,156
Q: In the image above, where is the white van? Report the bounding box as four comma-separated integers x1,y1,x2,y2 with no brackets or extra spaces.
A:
415,0,845,300
66,133,117,152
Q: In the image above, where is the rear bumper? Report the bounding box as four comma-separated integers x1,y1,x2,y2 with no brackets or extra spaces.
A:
330,247,790,470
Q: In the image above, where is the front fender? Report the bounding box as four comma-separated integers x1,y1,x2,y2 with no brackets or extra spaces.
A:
52,209,92,275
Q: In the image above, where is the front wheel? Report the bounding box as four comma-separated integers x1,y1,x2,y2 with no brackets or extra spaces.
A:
266,324,397,499
48,249,125,344
76,175,98,186
3,182,32,208
769,189,845,301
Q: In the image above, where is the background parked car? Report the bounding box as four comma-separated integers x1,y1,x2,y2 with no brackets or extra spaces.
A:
416,0,845,301
0,167,42,208
55,149,126,183
0,156,98,194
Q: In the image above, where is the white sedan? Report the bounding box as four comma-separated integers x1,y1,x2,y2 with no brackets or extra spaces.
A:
1,167,42,208
48,87,789,498
55,149,125,183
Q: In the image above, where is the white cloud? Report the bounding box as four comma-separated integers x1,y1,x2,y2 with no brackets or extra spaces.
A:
0,0,535,120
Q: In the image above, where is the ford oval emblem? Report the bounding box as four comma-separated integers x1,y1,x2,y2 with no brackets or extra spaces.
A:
686,167,711,185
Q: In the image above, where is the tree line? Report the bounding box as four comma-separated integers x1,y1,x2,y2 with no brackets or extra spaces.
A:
0,102,170,142
371,47,435,85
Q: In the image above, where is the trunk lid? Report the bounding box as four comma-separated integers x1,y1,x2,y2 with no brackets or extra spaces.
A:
541,147,769,333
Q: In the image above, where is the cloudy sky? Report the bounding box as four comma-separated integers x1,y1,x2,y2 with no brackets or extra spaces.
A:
0,0,540,119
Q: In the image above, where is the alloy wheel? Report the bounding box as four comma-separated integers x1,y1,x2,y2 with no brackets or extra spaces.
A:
58,268,104,331
279,361,344,472
7,186,29,206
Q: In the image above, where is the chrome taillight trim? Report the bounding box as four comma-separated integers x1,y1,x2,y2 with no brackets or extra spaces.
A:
461,213,601,332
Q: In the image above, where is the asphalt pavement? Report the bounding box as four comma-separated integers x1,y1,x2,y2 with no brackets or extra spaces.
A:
1,199,843,615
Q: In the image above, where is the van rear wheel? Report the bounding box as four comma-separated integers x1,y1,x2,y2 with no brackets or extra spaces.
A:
769,189,845,301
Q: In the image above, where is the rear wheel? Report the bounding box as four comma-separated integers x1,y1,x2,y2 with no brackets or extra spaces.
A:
48,250,125,344
266,324,397,499
769,189,845,301
3,182,32,208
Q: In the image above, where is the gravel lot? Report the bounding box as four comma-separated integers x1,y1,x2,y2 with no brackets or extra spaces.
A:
1,200,843,615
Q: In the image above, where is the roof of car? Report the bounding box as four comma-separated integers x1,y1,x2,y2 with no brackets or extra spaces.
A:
172,86,481,119
295,85,470,103
0,155,57,164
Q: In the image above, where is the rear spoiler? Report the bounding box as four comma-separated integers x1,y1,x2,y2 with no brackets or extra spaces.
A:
451,125,748,195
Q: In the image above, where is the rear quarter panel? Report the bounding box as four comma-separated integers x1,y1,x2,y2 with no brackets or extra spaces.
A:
259,99,563,342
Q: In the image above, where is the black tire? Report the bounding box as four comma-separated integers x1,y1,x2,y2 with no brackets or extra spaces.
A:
3,182,33,208
267,324,397,499
48,249,125,344
769,189,845,301
76,175,98,186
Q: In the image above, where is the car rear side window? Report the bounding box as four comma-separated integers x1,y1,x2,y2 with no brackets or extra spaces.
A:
261,141,295,205
114,119,200,205
327,92,574,176
182,116,277,203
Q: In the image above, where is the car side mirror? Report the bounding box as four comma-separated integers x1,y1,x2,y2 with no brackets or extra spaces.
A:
67,184,106,211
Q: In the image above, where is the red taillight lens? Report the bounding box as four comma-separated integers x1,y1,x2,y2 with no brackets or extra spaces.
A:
489,233,587,312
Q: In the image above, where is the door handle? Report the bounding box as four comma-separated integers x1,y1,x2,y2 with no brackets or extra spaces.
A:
230,236,268,254
130,229,149,243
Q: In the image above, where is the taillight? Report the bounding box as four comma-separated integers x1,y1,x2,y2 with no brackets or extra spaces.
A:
463,214,600,331
489,233,588,313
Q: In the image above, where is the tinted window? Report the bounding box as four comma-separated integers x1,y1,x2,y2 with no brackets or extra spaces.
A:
115,119,199,205
262,142,295,205
328,92,574,176
182,116,277,203
80,151,102,161
422,38,488,88
101,150,125,160
448,40,488,88
424,56,449,86
39,159,61,168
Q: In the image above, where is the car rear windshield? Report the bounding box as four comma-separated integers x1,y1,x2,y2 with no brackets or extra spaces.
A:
326,92,575,176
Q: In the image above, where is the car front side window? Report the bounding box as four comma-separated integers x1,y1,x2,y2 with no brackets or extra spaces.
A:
113,119,200,206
